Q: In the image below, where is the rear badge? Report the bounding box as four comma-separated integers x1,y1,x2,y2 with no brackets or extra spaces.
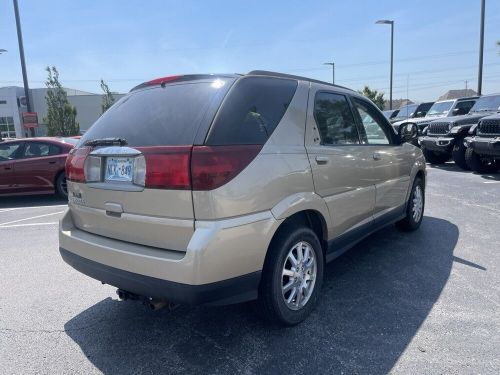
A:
69,191,86,206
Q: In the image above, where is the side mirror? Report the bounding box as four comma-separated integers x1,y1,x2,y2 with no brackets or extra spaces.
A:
399,123,418,144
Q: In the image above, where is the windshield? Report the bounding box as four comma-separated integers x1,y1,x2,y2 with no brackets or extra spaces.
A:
426,101,453,117
469,95,500,113
395,104,418,119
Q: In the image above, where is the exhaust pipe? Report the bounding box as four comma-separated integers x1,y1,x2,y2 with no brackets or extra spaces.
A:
147,299,167,311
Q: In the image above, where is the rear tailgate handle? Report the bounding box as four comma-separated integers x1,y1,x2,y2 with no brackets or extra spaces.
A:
372,152,382,160
315,156,329,165
105,202,123,217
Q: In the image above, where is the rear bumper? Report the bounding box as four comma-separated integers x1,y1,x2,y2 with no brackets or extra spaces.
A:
60,248,261,305
419,136,455,153
59,208,280,305
465,136,500,157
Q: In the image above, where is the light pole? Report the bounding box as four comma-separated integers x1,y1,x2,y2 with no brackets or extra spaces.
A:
13,0,35,137
376,19,394,110
477,0,485,95
323,62,335,84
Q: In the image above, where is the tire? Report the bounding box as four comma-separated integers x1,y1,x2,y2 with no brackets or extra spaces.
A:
465,147,499,174
422,148,449,165
451,137,469,170
257,226,324,326
55,172,68,198
396,177,425,231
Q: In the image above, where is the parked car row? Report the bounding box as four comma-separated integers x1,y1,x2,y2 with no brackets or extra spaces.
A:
419,93,500,173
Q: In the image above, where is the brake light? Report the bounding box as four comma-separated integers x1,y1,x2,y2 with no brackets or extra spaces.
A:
191,145,262,190
137,146,192,189
66,147,91,182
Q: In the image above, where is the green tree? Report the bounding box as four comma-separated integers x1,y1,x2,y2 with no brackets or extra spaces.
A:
100,79,115,114
43,66,79,136
358,86,385,110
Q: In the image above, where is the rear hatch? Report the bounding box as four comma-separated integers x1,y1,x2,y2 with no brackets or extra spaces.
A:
66,76,235,251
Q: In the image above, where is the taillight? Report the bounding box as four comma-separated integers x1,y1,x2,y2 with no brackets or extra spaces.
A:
137,146,192,189
191,145,261,190
84,156,101,182
66,147,91,182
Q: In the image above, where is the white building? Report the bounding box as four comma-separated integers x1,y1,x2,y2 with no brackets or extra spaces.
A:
0,86,124,138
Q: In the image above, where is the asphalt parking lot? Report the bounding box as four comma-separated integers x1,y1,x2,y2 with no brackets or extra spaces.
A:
1,164,499,375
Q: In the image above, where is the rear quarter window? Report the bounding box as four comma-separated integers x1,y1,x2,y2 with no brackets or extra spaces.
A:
205,76,298,145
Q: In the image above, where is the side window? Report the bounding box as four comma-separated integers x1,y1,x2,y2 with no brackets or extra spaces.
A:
455,100,475,114
206,77,298,145
49,144,62,155
313,92,360,145
0,143,22,161
352,98,392,145
22,143,50,158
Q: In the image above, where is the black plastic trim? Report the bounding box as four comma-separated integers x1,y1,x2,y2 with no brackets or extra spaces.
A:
60,248,261,306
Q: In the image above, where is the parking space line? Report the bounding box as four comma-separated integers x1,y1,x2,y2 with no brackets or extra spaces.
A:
483,181,500,184
0,222,58,229
0,204,67,213
0,211,65,226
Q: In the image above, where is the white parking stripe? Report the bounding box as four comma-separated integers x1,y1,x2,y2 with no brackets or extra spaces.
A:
0,211,65,226
0,204,67,213
483,181,500,184
0,222,58,229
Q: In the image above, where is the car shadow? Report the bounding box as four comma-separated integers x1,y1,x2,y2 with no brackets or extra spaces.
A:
64,216,458,375
480,173,500,180
0,195,67,209
427,162,470,173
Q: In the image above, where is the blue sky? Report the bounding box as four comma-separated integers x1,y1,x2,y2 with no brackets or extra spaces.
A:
1,0,499,101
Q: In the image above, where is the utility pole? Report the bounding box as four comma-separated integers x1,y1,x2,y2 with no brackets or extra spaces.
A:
323,62,335,84
13,0,34,136
477,0,485,95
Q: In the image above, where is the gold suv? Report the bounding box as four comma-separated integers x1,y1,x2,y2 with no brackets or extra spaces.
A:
59,71,425,325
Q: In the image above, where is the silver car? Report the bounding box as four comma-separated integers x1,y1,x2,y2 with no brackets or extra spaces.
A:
59,71,426,325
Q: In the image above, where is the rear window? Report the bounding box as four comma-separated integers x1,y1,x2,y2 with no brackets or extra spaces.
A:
205,76,298,145
79,80,231,147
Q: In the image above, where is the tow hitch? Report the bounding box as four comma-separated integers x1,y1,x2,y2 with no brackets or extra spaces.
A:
116,289,180,311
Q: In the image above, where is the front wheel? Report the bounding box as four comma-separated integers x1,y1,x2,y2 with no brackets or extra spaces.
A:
55,172,68,199
396,177,425,231
452,137,469,170
257,226,324,326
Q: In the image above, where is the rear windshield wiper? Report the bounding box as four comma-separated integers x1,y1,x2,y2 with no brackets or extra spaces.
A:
84,137,128,147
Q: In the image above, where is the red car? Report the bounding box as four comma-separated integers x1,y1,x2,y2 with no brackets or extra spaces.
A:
0,137,78,198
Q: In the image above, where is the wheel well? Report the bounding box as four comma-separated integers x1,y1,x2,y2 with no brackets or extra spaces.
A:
415,169,425,186
54,169,65,187
273,210,328,256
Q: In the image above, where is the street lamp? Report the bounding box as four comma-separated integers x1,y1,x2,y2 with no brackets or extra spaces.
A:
376,19,394,110
477,0,485,95
323,62,335,84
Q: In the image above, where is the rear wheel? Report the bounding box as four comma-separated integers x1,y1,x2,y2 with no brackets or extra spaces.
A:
422,148,449,165
465,147,499,174
452,137,469,170
55,172,68,198
396,177,425,231
257,226,324,326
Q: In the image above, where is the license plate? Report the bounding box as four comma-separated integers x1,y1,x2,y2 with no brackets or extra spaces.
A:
105,157,134,182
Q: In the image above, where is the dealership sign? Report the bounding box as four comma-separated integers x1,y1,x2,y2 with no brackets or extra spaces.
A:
22,112,38,128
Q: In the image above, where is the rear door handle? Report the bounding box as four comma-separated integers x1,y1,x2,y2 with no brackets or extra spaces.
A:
315,156,329,165
48,161,56,164
372,152,382,161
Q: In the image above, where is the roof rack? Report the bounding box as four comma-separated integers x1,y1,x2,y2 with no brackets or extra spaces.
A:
247,70,354,91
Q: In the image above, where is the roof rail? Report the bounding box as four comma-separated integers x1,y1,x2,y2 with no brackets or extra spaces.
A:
247,70,354,91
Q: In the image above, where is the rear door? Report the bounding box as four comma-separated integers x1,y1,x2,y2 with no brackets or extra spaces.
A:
12,141,63,193
305,89,375,241
0,142,23,194
350,97,412,223
66,78,233,251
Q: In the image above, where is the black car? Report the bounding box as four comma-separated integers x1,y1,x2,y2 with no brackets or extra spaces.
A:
464,113,500,173
390,102,434,124
419,93,500,169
